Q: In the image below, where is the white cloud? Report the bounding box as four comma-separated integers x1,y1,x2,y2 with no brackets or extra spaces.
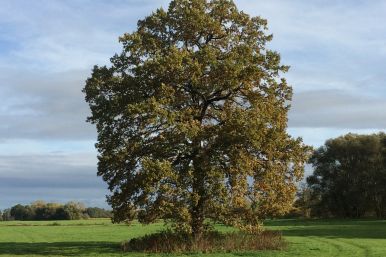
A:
289,89,386,129
0,69,96,140
0,0,170,71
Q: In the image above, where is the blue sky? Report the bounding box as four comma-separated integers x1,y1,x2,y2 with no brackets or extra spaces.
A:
0,0,385,209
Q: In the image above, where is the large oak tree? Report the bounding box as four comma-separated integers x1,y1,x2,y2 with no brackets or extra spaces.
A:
83,0,309,237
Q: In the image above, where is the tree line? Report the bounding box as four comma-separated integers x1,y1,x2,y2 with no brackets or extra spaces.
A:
0,201,112,221
295,133,386,219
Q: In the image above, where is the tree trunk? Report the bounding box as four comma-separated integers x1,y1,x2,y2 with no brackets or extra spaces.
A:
191,154,206,239
191,200,205,239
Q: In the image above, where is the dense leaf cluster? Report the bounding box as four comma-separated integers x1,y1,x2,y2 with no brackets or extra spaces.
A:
0,201,112,221
84,0,309,236
304,133,386,218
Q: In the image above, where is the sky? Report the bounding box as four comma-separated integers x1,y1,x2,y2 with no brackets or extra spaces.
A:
0,0,385,209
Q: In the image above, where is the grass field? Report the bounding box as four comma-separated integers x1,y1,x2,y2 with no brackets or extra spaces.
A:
1,218,386,256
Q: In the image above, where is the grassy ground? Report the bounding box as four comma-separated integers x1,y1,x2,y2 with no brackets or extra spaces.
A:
1,218,386,256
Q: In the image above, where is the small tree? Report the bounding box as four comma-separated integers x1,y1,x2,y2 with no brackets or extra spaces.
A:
34,203,62,220
63,202,87,220
84,0,308,237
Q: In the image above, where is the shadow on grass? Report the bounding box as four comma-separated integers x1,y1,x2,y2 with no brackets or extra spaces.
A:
282,226,386,239
268,219,386,239
265,218,386,227
0,242,120,256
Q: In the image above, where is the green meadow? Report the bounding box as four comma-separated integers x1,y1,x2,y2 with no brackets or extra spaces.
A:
1,219,386,256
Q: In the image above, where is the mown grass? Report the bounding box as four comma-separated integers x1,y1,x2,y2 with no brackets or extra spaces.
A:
1,218,386,256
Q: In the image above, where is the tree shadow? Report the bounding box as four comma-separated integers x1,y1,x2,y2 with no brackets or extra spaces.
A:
281,223,386,239
0,241,120,256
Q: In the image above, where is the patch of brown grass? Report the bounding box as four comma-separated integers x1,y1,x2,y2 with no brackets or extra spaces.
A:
121,230,286,253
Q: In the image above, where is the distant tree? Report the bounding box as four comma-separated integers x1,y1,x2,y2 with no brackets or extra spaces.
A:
10,204,25,220
25,206,35,220
86,207,112,218
30,200,47,220
307,133,386,218
2,201,111,221
293,183,326,218
35,203,62,220
10,204,35,220
54,206,69,220
2,209,12,221
84,0,309,237
293,184,312,218
63,202,87,220
30,200,47,209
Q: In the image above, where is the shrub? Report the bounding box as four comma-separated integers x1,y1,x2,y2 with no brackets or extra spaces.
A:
121,230,285,253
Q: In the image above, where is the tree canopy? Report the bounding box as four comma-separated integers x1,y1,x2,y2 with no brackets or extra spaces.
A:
83,0,309,236
307,133,386,218
4,201,111,221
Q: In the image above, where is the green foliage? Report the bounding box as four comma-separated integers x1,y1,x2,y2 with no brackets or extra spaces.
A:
291,183,321,218
34,202,63,220
1,208,13,221
5,201,110,221
83,0,309,236
10,204,35,220
86,207,112,218
307,133,386,218
63,202,88,220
